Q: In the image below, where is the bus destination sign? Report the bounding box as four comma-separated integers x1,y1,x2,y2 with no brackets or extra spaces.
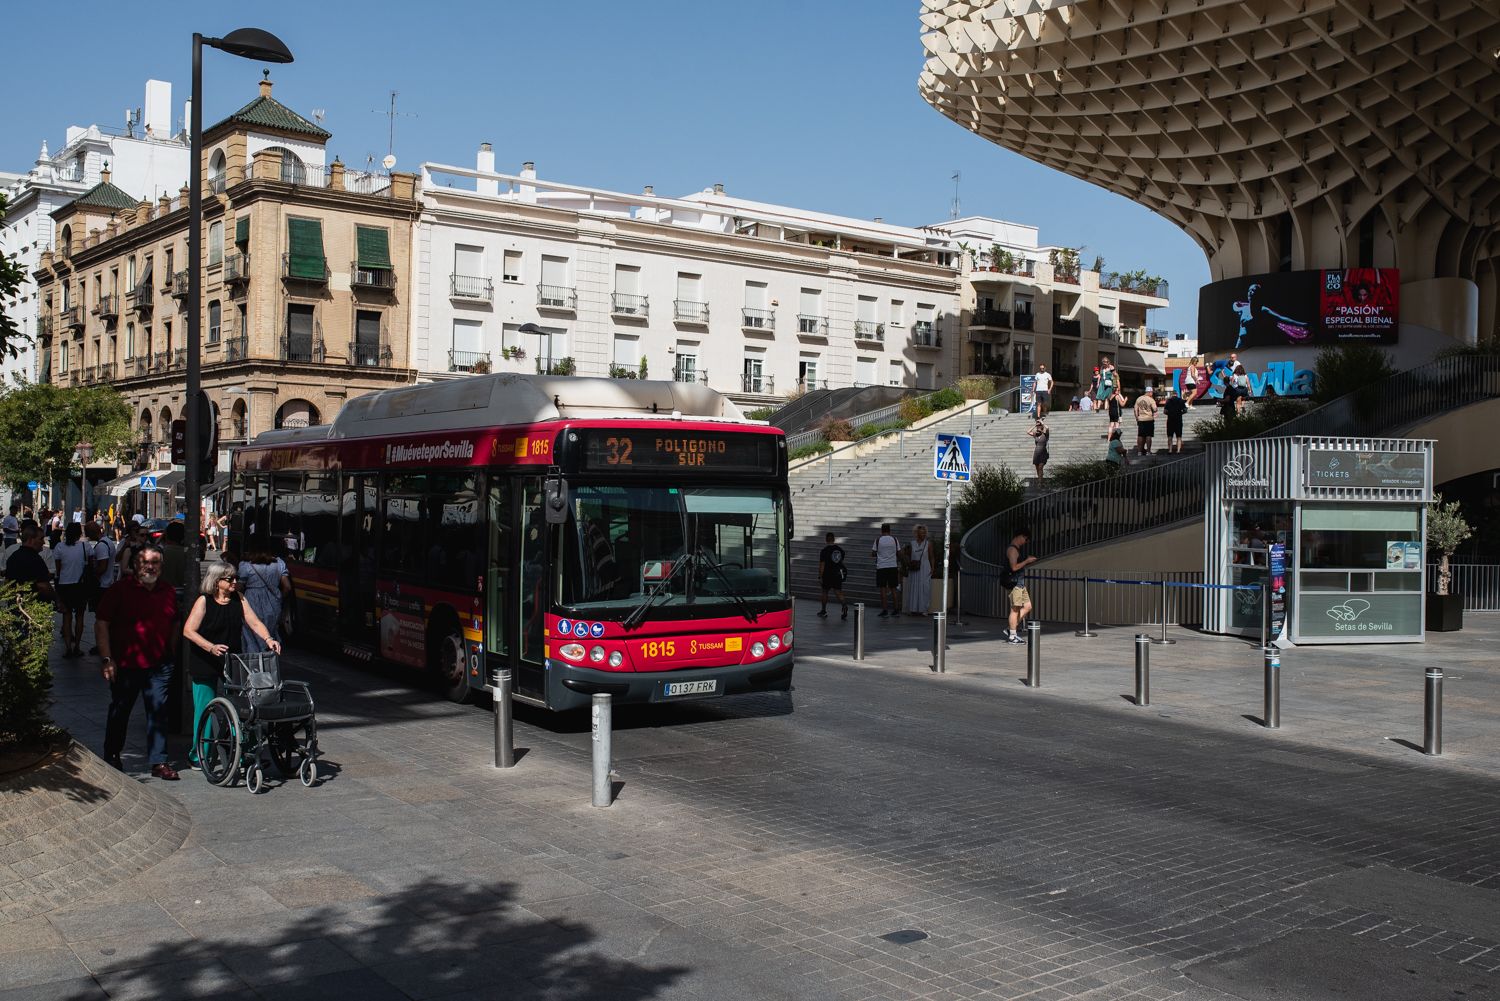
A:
580,430,778,474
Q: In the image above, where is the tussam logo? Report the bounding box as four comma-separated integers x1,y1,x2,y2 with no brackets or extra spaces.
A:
384,439,476,464
1326,599,1370,623
1222,453,1269,488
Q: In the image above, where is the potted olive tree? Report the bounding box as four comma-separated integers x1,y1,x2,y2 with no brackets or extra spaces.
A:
1425,493,1472,632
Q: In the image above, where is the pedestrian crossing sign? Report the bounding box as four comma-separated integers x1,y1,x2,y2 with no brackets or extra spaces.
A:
934,434,972,482
140,475,158,492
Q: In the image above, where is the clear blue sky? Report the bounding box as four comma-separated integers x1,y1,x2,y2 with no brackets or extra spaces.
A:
2,0,1208,332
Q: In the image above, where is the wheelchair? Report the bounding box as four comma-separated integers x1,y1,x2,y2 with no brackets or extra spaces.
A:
194,652,322,794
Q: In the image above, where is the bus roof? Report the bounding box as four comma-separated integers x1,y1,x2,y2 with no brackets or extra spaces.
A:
273,374,749,443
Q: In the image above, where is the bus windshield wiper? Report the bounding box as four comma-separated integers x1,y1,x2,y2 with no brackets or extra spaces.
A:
696,546,759,624
622,552,694,630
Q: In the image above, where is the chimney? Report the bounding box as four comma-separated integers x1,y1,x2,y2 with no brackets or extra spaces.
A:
519,161,536,203
476,143,497,196
712,183,724,195
144,80,171,138
642,185,653,196
100,162,112,186
259,70,273,99
874,217,883,224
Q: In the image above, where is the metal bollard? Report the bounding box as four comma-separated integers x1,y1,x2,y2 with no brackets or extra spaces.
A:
1025,620,1041,688
852,602,866,660
1260,581,1271,651
932,612,947,673
1075,578,1097,638
1134,634,1150,706
493,669,514,769
1424,668,1443,755
591,693,612,807
1153,582,1176,645
1263,646,1280,729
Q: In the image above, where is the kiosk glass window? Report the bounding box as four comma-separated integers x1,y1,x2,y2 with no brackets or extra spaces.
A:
1297,505,1424,640
1227,502,1294,630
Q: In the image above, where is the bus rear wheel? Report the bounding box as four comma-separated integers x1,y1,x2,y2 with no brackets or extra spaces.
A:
434,628,471,704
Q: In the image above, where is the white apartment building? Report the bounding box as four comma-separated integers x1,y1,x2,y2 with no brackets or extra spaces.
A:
929,216,1171,391
0,80,190,387
413,147,962,402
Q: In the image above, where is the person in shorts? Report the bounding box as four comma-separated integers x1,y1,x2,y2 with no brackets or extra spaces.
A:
870,523,901,617
54,522,90,658
1033,364,1054,417
1005,527,1038,644
817,532,849,620
1134,389,1158,455
1163,388,1187,453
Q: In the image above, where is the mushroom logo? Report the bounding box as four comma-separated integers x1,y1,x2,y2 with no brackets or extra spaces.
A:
1326,599,1371,622
1223,453,1254,477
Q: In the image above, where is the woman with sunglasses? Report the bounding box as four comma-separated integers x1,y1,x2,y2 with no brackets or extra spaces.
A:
182,561,281,769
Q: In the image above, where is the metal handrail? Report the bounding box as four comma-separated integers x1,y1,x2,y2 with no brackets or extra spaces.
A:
962,353,1500,570
784,384,982,453
789,385,1022,469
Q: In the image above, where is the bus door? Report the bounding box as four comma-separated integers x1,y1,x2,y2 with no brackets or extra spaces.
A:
339,473,378,644
484,475,519,693
515,476,548,700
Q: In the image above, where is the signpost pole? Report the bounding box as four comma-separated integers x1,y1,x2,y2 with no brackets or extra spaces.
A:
936,479,952,674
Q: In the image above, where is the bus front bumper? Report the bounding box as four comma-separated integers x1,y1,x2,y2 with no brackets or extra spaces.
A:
545,652,794,712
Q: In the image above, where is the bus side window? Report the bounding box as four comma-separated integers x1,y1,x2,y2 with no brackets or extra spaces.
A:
519,478,546,664
486,477,512,656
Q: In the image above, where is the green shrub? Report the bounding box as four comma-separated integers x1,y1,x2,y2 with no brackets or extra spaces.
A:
744,406,777,421
1048,459,1121,489
0,583,61,748
929,387,965,410
1196,397,1312,442
789,441,833,460
1313,344,1395,413
955,375,995,400
957,464,1027,532
897,396,933,425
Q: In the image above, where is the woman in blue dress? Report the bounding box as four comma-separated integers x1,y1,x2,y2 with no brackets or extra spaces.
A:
237,536,292,652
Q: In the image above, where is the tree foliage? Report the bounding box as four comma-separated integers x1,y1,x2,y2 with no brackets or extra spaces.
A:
0,382,134,487
1426,493,1473,597
1312,343,1396,411
0,194,25,362
0,582,60,748
958,464,1027,533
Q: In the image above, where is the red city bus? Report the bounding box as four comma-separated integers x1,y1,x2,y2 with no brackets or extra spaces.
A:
231,375,793,709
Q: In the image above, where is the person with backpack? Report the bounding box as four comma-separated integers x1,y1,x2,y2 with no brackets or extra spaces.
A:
1004,527,1038,644
84,522,117,655
54,522,93,658
816,532,849,620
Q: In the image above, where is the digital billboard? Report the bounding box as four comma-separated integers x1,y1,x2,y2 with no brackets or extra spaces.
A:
1198,268,1399,352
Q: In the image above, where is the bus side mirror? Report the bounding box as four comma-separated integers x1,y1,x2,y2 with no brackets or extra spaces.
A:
543,476,569,524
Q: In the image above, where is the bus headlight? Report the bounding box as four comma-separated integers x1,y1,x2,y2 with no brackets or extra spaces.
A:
782,630,794,648
559,643,586,662
767,634,781,652
751,641,766,658
589,645,606,663
608,650,624,668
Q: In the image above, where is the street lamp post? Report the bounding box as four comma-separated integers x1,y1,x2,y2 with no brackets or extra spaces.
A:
517,322,545,373
186,27,292,583
76,441,94,523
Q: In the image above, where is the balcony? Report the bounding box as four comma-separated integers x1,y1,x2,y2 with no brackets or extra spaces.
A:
347,340,392,367
1100,274,1169,299
351,262,396,290
61,370,78,386
224,252,251,287
450,274,493,302
81,365,96,385
61,306,83,330
152,351,169,372
673,300,710,325
1053,268,1081,286
448,349,491,373
209,174,227,195
97,362,115,382
1054,317,1083,337
797,314,828,338
912,322,941,348
1098,323,1118,342
171,270,190,298
741,373,774,394
282,253,330,284
673,365,705,385
610,293,649,319
226,335,249,361
123,355,143,375
94,294,119,322
853,320,884,343
39,315,54,337
741,307,775,332
281,334,325,363
536,283,577,311
127,284,153,314
1013,311,1035,331
971,307,1010,328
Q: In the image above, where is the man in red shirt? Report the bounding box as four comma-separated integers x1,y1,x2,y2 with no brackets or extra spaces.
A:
95,544,181,779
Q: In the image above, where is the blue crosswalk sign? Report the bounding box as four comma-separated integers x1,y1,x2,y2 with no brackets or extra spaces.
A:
140,475,158,493
934,434,972,482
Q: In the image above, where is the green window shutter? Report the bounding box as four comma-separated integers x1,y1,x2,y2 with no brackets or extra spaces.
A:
235,216,249,246
287,218,325,279
356,226,392,269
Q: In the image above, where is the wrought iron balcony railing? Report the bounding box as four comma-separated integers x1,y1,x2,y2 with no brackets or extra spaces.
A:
94,294,119,320
1013,311,1035,331
740,373,774,394
1054,317,1082,337
673,300,710,324
912,322,941,348
171,270,190,298
351,263,396,290
611,293,649,318
536,284,577,310
971,307,1009,328
97,362,116,382
226,335,249,361
281,334,325,363
172,348,186,369
348,340,391,367
797,314,828,336
449,274,493,302
61,306,83,329
741,307,775,331
853,320,884,343
152,351,168,372
224,252,250,285
449,349,491,373
127,284,153,313
281,253,330,283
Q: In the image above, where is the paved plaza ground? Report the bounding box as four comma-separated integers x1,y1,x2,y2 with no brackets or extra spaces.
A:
3,601,1498,1000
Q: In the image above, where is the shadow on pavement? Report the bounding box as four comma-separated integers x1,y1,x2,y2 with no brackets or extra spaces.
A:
59,876,689,1000
513,691,794,736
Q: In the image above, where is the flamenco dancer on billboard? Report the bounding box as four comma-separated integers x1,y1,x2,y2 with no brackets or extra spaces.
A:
1233,283,1310,349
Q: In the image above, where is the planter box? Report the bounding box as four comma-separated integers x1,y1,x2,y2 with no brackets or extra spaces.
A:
1425,592,1463,632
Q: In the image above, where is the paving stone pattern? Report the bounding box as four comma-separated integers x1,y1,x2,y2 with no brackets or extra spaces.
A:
3,604,1497,999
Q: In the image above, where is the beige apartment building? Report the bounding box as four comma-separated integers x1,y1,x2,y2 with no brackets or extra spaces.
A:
35,76,417,505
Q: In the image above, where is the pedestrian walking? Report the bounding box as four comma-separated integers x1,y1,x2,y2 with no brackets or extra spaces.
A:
47,510,63,549
182,561,280,769
1028,417,1051,487
1134,389,1158,455
1004,527,1037,644
4,525,56,602
54,523,92,658
2,504,19,548
903,524,936,615
1033,364,1054,417
95,544,180,779
1105,428,1129,467
238,537,292,652
1232,363,1251,415
1163,388,1187,453
816,532,849,620
870,523,901,617
1095,358,1117,411
1182,356,1206,407
1106,386,1125,440
84,522,116,655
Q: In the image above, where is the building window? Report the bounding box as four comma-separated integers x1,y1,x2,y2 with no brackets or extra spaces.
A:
126,323,135,359
285,304,317,362
354,310,382,366
208,301,221,344
674,345,699,383
209,221,223,266
451,319,484,372
611,334,640,376
127,257,137,290
286,219,326,280
889,300,904,326
503,249,522,283
798,354,820,392
855,356,877,386
888,359,905,387
164,247,173,278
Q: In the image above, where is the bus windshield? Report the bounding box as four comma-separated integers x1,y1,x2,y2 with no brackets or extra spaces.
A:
560,484,787,617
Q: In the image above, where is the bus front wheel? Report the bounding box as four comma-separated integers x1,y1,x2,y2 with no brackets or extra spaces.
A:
434,627,471,704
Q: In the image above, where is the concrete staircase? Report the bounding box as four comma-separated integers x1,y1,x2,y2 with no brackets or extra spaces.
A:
788,406,1223,602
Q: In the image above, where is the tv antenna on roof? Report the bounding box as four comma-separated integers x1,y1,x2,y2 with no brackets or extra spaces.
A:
950,170,961,219
312,108,326,124
370,90,415,171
